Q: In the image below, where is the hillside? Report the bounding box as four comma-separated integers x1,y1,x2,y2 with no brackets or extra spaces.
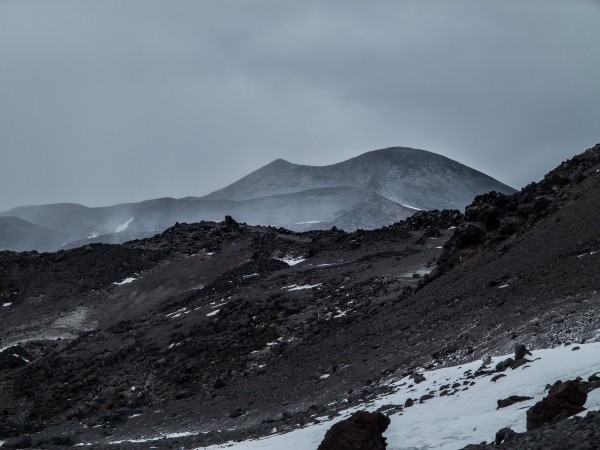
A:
0,144,598,449
0,147,514,251
0,216,66,252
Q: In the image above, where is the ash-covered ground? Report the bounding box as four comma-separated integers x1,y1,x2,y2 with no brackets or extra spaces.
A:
1,144,599,449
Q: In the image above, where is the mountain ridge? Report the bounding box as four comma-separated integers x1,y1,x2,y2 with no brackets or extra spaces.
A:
0,146,514,251
205,147,515,210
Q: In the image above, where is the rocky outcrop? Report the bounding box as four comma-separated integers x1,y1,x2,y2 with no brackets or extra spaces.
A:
514,344,532,360
495,344,532,372
436,143,600,275
526,379,587,430
494,427,516,445
317,411,390,450
463,410,600,450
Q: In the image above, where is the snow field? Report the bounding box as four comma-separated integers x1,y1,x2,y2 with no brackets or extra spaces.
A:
200,342,600,450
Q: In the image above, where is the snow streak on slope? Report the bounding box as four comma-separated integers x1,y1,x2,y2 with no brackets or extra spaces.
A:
201,342,600,450
115,217,134,233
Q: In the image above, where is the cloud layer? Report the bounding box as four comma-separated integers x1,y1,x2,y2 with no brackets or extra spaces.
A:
1,0,599,210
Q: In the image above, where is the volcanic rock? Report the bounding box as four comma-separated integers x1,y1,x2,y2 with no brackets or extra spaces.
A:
495,358,514,372
317,410,390,450
526,379,587,430
494,427,517,444
514,344,532,360
497,395,533,409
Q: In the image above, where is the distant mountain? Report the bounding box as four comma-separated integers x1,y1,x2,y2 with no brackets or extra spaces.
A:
0,147,515,251
0,216,66,252
205,147,516,211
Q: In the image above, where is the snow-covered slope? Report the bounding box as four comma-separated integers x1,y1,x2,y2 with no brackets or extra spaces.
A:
200,342,600,450
205,147,516,211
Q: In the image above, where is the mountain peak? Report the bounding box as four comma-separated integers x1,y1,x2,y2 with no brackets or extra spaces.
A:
204,146,515,208
267,158,293,166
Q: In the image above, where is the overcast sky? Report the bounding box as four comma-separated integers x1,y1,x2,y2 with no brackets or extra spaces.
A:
1,0,599,211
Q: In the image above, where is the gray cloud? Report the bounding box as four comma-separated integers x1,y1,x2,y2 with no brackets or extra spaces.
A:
1,0,599,211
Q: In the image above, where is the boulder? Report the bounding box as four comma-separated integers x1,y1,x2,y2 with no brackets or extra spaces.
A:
514,344,532,360
224,215,239,228
317,410,390,450
495,427,517,445
497,395,533,409
526,380,587,430
495,358,514,372
409,372,426,384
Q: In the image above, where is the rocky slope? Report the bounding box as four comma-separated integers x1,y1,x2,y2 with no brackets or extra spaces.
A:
0,143,598,449
0,147,513,251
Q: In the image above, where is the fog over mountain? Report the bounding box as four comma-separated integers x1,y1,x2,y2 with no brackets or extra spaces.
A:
0,147,514,252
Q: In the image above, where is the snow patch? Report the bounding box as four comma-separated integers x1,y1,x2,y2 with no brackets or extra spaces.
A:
201,342,600,450
333,310,348,318
399,268,433,278
166,307,187,318
286,283,322,291
2,302,12,307
114,277,136,285
277,256,306,266
401,204,422,211
115,217,134,233
293,220,321,225
206,309,220,317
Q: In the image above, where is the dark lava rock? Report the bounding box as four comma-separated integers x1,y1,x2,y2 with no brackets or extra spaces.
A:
497,395,533,409
491,374,506,382
495,357,514,372
419,394,435,403
224,215,239,229
495,427,517,444
526,379,587,430
514,343,532,360
317,410,390,450
462,410,600,450
409,372,426,384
